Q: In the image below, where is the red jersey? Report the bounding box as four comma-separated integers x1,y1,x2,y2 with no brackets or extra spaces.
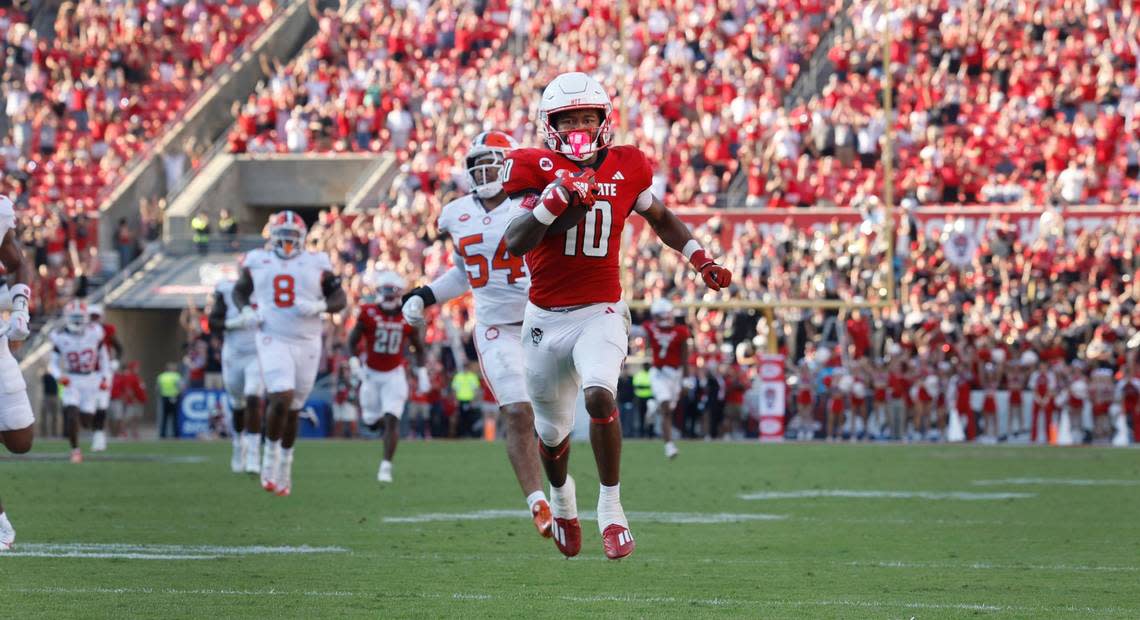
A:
643,321,690,368
100,322,117,349
355,304,415,372
503,146,655,308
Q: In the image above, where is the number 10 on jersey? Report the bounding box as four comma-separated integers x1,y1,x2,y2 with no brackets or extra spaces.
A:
563,201,612,258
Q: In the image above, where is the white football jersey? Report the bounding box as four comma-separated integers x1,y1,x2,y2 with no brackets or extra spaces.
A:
215,279,257,354
437,194,529,326
243,248,332,342
51,323,107,374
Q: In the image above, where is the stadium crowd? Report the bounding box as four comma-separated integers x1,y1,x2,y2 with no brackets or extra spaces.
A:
744,0,1140,209
2,0,275,317
227,0,842,207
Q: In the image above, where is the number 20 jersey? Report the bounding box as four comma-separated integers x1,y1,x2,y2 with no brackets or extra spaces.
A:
502,146,655,308
437,194,529,326
355,304,414,371
243,248,332,343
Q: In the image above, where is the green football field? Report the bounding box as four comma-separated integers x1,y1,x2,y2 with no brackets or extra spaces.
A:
1,439,1138,619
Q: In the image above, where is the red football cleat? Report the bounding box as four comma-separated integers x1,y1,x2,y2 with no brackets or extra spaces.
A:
274,485,291,497
601,524,635,560
532,500,553,538
550,517,581,557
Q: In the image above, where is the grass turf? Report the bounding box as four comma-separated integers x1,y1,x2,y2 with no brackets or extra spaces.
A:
1,439,1138,619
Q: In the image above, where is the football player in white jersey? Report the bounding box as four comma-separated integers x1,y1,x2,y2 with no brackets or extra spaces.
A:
0,194,35,551
232,211,346,497
208,277,264,474
401,131,552,538
49,300,110,464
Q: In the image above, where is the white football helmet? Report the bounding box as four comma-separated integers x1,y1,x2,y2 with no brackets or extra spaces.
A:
88,303,104,321
369,270,406,311
1020,351,1039,366
268,210,307,259
538,72,613,161
650,298,674,324
64,300,89,334
465,131,517,199
1071,379,1089,399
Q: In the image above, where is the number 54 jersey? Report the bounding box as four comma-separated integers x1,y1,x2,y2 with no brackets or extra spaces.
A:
437,193,529,326
502,145,655,308
243,248,332,343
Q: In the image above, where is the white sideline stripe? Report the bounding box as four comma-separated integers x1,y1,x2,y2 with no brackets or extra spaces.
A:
0,544,348,560
739,489,1034,501
8,587,1133,614
1,552,219,560
382,510,787,525
972,478,1140,487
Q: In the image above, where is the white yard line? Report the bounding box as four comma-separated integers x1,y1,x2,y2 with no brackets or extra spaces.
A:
0,543,348,560
972,478,1140,487
738,489,1035,501
382,510,787,525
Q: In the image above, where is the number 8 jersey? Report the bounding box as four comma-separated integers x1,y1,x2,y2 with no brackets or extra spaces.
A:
243,248,333,342
503,145,656,308
355,304,414,371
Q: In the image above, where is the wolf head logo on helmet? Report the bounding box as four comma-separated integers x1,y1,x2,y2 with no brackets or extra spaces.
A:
538,72,613,162
466,131,518,199
268,211,307,259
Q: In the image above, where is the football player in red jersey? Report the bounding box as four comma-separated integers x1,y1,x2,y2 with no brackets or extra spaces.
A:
348,270,429,484
503,72,732,560
639,299,690,459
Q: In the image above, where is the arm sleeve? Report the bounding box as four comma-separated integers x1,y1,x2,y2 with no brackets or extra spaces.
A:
428,263,471,305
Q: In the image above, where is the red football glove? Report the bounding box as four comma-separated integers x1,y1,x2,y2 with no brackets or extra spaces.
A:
689,249,732,291
99,377,108,391
535,169,598,225
556,168,598,207
58,376,70,387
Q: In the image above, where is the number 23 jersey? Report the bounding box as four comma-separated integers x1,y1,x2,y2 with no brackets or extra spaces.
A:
243,248,332,343
355,304,414,371
502,146,655,308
